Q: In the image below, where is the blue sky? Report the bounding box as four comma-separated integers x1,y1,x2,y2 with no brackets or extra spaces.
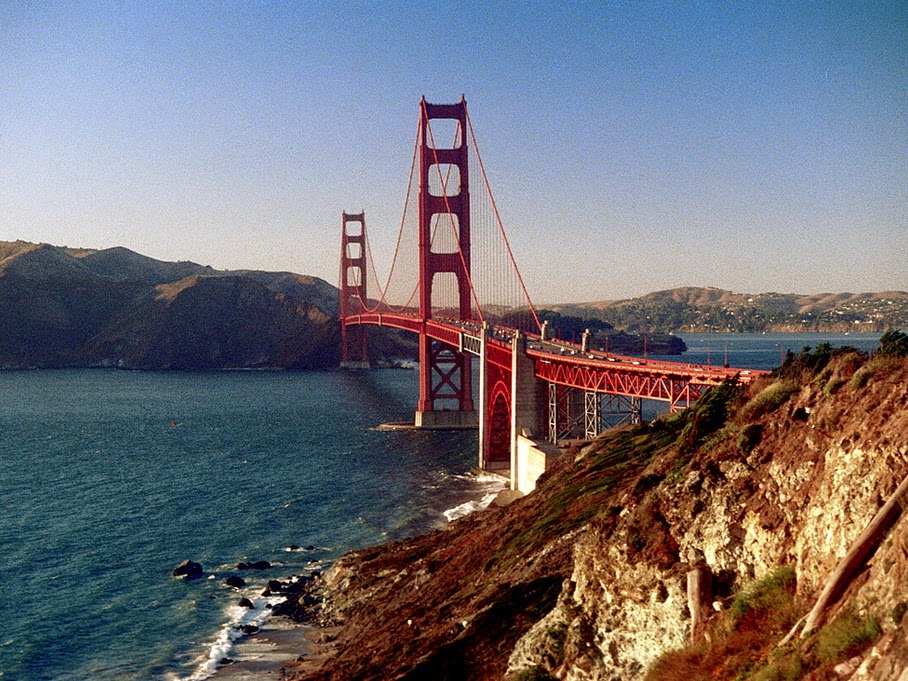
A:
1,1,905,303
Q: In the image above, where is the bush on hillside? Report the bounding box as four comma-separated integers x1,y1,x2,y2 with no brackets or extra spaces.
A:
739,381,800,421
815,610,880,665
678,383,741,452
877,330,908,357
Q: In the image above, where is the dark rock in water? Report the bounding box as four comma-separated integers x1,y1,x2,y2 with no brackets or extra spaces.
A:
237,560,271,570
219,658,234,666
172,560,203,579
238,597,254,608
236,560,271,570
224,575,246,589
270,573,329,624
267,579,284,592
238,624,260,635
305,545,315,551
288,544,301,551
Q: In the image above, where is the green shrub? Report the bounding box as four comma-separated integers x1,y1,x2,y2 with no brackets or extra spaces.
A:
515,666,557,681
893,601,908,625
546,621,568,658
815,610,880,664
776,343,838,378
738,423,764,453
849,355,903,390
739,382,799,421
749,651,804,681
877,330,908,357
730,566,797,622
679,383,740,451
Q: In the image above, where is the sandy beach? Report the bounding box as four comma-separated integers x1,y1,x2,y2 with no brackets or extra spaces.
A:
209,618,309,680
209,617,340,681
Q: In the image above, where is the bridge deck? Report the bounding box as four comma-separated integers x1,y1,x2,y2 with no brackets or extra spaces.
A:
342,311,768,404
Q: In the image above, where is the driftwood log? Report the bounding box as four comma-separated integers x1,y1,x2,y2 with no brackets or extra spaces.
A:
687,566,713,644
800,470,908,637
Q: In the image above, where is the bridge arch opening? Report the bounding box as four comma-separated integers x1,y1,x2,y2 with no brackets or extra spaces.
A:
345,241,362,260
429,213,461,253
429,271,464,318
345,267,363,287
424,118,463,149
486,380,511,467
428,164,461,197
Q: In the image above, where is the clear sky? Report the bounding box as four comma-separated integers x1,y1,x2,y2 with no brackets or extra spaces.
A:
1,1,905,303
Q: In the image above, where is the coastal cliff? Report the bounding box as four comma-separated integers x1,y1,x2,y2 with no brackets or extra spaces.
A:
280,346,908,680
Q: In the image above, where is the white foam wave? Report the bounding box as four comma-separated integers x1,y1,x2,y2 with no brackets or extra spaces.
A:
473,471,508,484
443,489,501,523
182,592,286,681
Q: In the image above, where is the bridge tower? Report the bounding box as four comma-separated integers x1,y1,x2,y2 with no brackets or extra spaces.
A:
339,211,370,369
415,97,476,427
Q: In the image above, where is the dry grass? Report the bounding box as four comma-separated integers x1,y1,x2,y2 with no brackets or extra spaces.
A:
849,355,904,390
814,610,880,665
645,567,800,681
738,381,800,421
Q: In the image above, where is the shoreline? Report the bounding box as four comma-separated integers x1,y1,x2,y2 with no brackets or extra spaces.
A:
207,477,511,680
209,622,343,681
207,616,314,680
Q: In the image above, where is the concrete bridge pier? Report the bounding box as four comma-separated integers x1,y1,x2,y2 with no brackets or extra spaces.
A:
477,322,490,470
507,331,553,493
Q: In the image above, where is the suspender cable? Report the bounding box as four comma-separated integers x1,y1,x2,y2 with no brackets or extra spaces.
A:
465,108,541,334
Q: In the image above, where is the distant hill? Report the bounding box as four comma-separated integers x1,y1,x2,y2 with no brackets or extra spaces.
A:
3,242,903,369
0,241,341,369
549,286,908,333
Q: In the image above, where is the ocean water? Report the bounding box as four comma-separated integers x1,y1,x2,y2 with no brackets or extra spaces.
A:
0,369,497,681
648,331,884,371
0,332,883,680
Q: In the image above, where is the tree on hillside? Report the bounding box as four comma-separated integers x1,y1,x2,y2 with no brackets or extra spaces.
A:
878,330,908,357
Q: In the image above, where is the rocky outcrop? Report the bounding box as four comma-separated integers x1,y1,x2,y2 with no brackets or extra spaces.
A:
237,560,272,570
507,352,908,680
172,560,203,579
280,351,908,680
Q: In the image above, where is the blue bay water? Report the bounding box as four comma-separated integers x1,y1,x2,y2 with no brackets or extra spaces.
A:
0,332,883,679
0,369,493,681
650,331,884,371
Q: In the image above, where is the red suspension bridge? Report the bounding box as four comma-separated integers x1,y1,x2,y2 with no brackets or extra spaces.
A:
339,97,766,492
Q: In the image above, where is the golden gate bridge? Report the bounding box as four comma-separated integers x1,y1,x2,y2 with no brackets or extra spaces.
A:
339,97,766,492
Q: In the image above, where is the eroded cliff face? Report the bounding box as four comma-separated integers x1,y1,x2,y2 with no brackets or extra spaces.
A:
508,353,908,681
286,351,908,681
